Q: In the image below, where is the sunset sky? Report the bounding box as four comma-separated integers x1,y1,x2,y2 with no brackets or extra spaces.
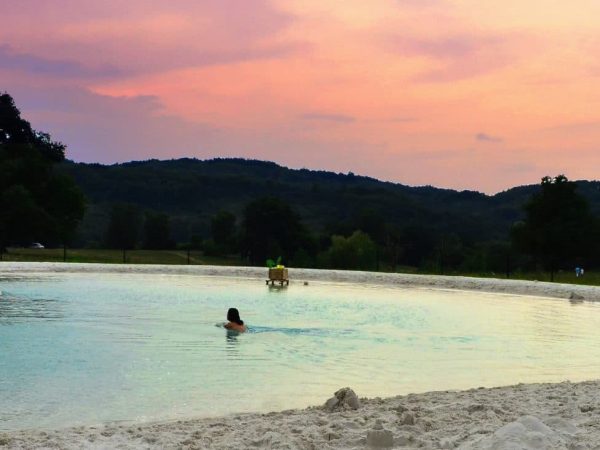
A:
2,0,599,193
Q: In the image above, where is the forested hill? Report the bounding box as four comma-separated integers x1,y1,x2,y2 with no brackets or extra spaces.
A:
58,158,600,247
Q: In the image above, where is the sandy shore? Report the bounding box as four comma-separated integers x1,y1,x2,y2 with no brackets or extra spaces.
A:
2,261,600,302
2,381,600,449
2,262,600,448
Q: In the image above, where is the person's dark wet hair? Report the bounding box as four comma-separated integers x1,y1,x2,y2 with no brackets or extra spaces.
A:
227,308,244,325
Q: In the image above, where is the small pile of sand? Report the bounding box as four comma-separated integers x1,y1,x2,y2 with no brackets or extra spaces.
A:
324,387,360,412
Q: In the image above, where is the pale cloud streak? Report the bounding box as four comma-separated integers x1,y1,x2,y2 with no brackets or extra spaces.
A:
0,0,304,77
300,113,356,123
476,133,503,143
386,32,531,82
0,45,122,78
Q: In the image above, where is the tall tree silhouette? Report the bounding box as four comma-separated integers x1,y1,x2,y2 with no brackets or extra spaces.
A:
47,175,86,261
143,211,172,249
0,92,85,256
106,203,142,262
210,210,237,253
512,175,597,281
241,197,307,265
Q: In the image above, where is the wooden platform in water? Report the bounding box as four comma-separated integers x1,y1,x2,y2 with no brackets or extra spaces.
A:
266,267,289,285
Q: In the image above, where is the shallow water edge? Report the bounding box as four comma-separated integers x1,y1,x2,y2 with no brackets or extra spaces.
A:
2,261,599,302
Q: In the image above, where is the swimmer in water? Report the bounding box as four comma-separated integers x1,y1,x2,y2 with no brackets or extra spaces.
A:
224,307,247,333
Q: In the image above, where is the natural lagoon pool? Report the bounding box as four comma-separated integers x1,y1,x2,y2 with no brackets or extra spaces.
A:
2,269,600,431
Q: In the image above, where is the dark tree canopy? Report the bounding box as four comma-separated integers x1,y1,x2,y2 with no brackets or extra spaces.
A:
143,211,173,250
0,93,84,249
0,94,64,161
106,203,142,251
241,197,308,265
320,230,377,270
47,174,87,246
1,185,49,247
210,210,237,253
60,157,526,251
511,175,597,277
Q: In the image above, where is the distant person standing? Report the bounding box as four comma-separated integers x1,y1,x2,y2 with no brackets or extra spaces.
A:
581,268,585,277
576,267,581,277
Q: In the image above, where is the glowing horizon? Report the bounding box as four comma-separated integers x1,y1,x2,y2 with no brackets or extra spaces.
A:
2,0,599,193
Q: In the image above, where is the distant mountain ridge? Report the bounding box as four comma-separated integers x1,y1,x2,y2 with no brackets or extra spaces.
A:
57,158,600,246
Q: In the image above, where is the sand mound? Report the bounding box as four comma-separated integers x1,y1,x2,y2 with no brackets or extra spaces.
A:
466,415,573,449
324,387,361,412
4,381,600,449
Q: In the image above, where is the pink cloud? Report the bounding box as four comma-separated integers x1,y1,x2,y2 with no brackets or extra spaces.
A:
2,0,600,193
0,0,304,77
7,86,215,162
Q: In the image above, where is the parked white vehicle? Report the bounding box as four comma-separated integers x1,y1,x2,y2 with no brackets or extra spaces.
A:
29,242,45,249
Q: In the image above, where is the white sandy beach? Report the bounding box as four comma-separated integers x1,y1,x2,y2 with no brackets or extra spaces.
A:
2,263,600,449
2,381,600,449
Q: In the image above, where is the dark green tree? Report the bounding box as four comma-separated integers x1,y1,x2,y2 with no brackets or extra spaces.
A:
0,92,85,256
106,203,142,262
47,175,86,261
320,230,377,270
400,225,437,268
0,186,49,256
208,210,237,254
511,175,597,281
461,241,513,277
435,234,464,275
381,224,403,271
355,208,386,244
241,197,308,265
143,211,172,250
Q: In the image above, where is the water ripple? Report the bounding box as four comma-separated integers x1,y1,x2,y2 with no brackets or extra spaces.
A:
2,272,600,431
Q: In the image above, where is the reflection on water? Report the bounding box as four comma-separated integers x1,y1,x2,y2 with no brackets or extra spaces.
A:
2,272,600,432
0,292,64,322
267,284,288,293
226,329,241,343
225,330,241,357
249,325,355,337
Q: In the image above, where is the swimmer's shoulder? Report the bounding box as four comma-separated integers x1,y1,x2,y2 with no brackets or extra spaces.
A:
224,322,247,332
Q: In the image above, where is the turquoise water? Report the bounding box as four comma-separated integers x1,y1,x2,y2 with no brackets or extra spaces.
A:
2,271,600,431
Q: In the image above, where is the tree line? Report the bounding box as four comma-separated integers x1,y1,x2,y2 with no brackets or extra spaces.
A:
2,92,600,278
102,175,600,278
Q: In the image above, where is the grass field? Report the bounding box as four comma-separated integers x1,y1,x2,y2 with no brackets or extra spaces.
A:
1,248,598,287
457,270,600,286
0,248,243,266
